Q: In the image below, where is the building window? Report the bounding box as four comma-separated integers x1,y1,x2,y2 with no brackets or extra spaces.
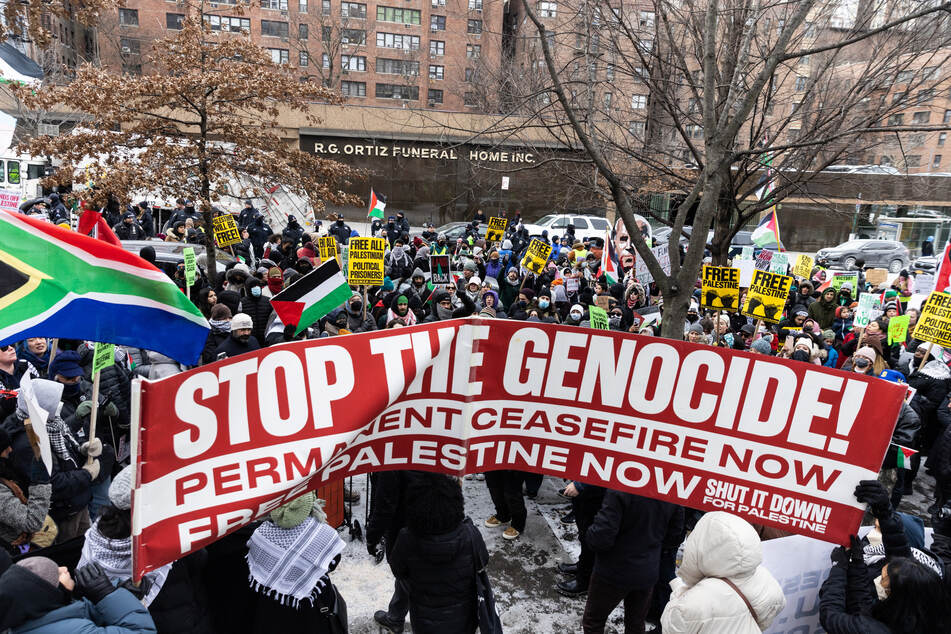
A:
298,23,308,39
204,15,252,31
377,6,421,24
606,64,614,80
262,20,290,38
906,155,921,167
631,94,647,109
940,133,947,146
923,66,940,81
268,48,289,64
122,63,142,75
468,0,482,8
896,70,913,84
262,0,289,9
341,81,366,97
686,124,703,139
375,83,419,100
629,121,645,134
467,19,482,33
429,64,444,80
341,29,366,44
341,2,367,18
795,76,807,91
342,55,366,71
322,26,331,41
603,92,612,107
166,13,185,30
917,89,935,104
430,15,446,30
377,32,419,49
120,38,140,55
464,92,478,107
299,50,308,66
887,113,904,126
428,89,443,104
466,44,480,58
913,111,931,124
430,40,445,55
376,58,419,75
538,1,556,18
432,0,446,6
322,53,330,68
119,8,138,26
639,11,655,28
465,67,475,82
300,0,310,13
934,155,942,169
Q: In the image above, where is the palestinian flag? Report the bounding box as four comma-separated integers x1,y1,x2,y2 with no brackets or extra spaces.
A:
597,228,618,284
751,209,782,250
0,210,209,364
271,259,351,335
367,188,386,220
895,444,917,469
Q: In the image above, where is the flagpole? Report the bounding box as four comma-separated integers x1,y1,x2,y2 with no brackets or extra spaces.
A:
86,369,102,466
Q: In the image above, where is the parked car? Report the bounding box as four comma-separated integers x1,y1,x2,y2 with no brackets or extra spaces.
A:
815,239,910,273
913,255,938,274
522,214,613,242
119,239,234,277
410,221,484,244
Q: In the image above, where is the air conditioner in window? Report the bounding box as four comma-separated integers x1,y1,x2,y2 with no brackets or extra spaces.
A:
431,26,437,32
281,10,288,16
121,46,131,53
210,2,218,6
405,23,412,28
428,99,436,107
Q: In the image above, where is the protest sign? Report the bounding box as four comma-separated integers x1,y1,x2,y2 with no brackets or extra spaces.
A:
132,319,906,579
485,217,508,242
915,272,936,295
888,314,910,345
0,189,20,213
701,265,740,311
430,254,452,284
735,259,756,287
755,249,773,271
347,237,385,286
913,291,951,347
636,243,671,284
854,293,881,328
566,277,580,293
522,238,553,274
739,246,754,261
831,271,858,292
792,254,814,279
317,236,339,260
742,269,793,323
769,252,788,276
588,306,609,329
19,375,55,473
212,214,241,248
183,247,196,287
92,342,116,375
865,268,889,287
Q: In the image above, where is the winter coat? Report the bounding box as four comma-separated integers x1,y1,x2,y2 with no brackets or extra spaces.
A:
586,491,683,589
808,293,838,329
281,219,305,246
239,293,275,347
499,275,522,309
328,221,352,245
929,392,951,483
818,559,890,634
113,221,147,241
201,330,231,365
389,519,485,634
907,360,951,452
147,552,214,634
134,351,184,380
365,470,430,552
213,334,261,360
12,588,157,633
0,476,51,550
882,402,921,468
661,511,785,634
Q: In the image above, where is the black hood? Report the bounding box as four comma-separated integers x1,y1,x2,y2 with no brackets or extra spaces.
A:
0,565,70,630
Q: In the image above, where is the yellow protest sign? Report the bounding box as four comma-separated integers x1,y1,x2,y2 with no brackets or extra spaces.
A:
742,269,793,323
486,217,508,242
913,291,951,347
318,236,339,260
212,214,241,247
792,254,814,279
347,237,386,286
521,238,553,274
701,265,740,311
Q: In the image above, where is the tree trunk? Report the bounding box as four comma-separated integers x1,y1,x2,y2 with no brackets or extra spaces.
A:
201,171,217,289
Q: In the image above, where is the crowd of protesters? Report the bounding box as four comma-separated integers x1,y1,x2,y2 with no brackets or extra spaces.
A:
2,199,951,633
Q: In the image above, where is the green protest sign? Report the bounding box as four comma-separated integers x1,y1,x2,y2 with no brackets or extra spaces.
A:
888,315,910,345
92,342,115,375
183,247,196,286
589,306,609,330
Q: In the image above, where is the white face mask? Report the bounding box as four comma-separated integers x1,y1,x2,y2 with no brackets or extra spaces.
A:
874,575,889,601
570,311,583,321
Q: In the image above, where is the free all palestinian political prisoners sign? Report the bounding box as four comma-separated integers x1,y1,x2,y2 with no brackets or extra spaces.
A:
347,237,385,286
131,319,907,579
913,291,951,348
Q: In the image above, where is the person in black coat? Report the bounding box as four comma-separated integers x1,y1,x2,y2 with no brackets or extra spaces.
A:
557,481,606,596
247,216,272,258
238,200,260,228
113,212,148,241
582,490,683,634
282,215,305,247
134,201,155,237
213,313,260,359
389,473,487,634
238,278,274,347
329,214,352,245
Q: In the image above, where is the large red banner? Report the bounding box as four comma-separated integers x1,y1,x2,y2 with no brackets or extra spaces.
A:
131,318,907,578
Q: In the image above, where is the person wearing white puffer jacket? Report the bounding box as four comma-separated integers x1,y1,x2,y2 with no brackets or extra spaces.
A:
661,512,786,633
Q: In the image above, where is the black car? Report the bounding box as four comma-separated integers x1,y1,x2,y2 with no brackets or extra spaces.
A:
913,255,938,274
815,239,910,273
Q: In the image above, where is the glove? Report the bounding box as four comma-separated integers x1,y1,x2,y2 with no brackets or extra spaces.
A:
855,480,891,518
102,402,118,418
284,324,298,340
74,400,93,418
118,576,151,600
75,563,117,604
80,438,103,458
830,545,849,568
849,535,865,563
29,458,50,485
82,459,101,481
367,540,381,559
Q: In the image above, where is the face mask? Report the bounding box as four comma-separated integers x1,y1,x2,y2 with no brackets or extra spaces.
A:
436,305,454,320
791,350,810,362
539,299,550,309
570,311,583,321
855,357,871,370
609,316,621,328
350,302,362,312
251,286,262,297
62,382,80,396
336,220,344,226
874,575,888,601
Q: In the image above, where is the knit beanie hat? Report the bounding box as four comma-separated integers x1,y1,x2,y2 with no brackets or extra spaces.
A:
270,492,316,529
855,346,877,362
109,464,134,511
687,322,704,334
16,557,60,588
821,329,835,340
751,338,772,354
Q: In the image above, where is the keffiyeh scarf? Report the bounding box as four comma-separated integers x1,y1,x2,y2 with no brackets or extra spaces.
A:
78,523,172,606
46,415,81,466
246,516,344,607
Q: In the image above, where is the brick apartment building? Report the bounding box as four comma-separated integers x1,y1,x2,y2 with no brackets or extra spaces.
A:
94,0,502,111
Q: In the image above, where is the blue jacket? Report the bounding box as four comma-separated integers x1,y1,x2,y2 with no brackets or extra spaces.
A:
14,588,157,634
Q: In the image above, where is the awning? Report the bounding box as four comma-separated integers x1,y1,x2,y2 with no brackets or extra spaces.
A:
0,43,42,85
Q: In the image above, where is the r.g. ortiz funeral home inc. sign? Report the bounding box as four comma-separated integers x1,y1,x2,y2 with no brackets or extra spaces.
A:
311,140,538,164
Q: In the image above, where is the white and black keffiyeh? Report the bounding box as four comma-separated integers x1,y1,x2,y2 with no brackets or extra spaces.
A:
246,516,344,607
78,522,172,606
45,415,82,466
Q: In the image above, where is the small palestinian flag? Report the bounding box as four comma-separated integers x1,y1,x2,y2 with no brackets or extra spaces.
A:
271,259,352,335
597,228,618,284
895,444,917,470
368,188,386,219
